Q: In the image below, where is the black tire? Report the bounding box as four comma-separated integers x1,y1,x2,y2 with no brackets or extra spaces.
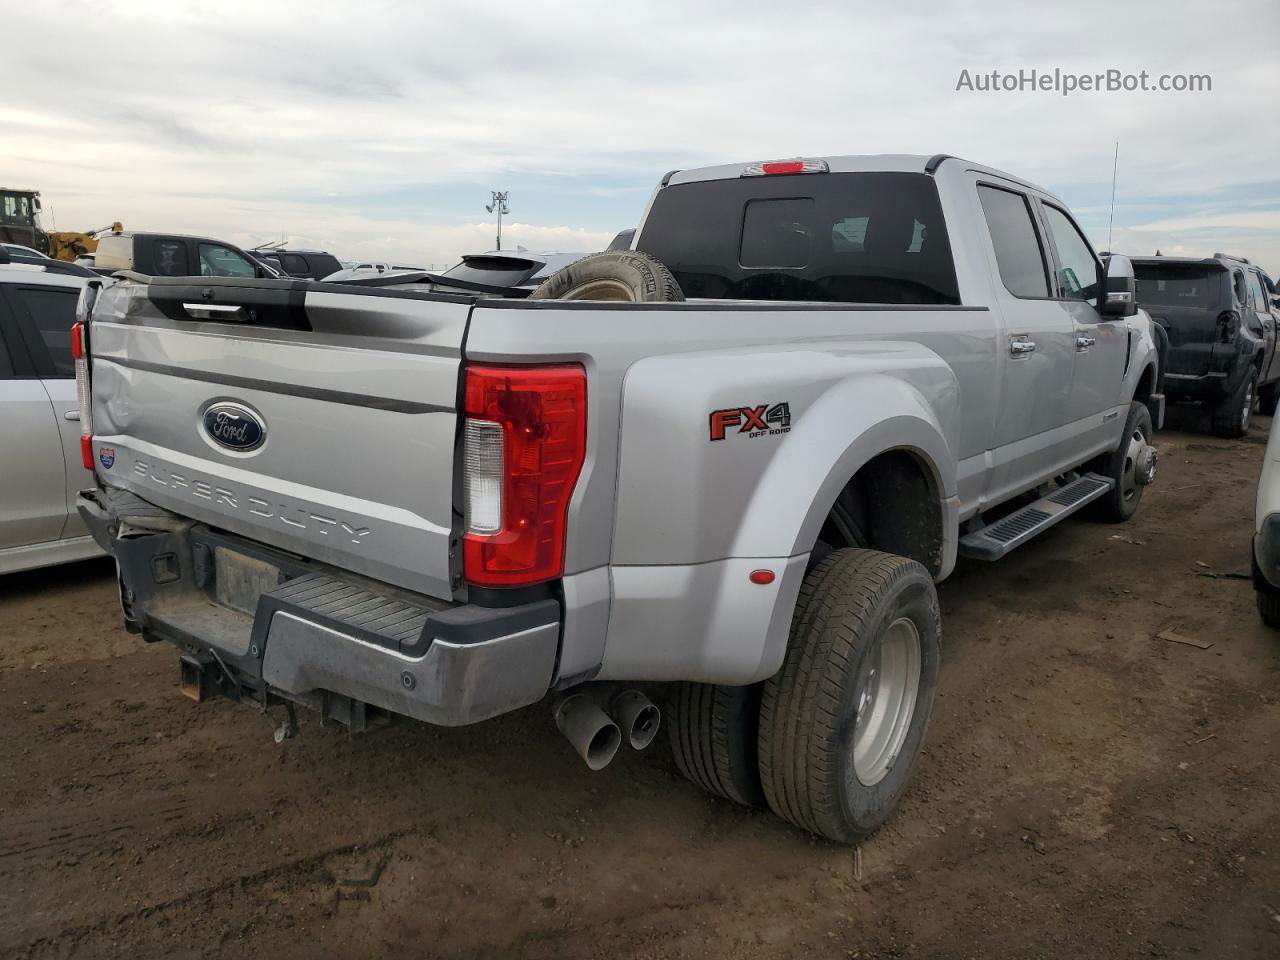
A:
1257,587,1280,629
1258,383,1279,417
667,682,765,807
1087,401,1154,523
1210,368,1257,438
528,250,684,303
757,549,941,844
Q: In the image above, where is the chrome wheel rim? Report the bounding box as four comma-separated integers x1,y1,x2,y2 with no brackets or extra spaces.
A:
1242,381,1254,432
1120,425,1150,503
852,617,921,786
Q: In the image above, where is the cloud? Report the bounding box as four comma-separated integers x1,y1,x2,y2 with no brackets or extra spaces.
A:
4,0,1278,270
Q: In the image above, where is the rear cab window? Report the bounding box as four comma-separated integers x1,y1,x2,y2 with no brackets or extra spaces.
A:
637,172,960,305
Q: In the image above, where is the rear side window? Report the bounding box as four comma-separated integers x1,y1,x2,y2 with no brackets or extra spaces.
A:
978,185,1049,298
154,239,187,276
9,285,79,377
279,253,309,275
637,172,960,305
1134,265,1224,309
1247,271,1268,311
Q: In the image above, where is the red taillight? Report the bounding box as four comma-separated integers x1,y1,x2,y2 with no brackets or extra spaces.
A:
462,364,587,587
72,320,94,469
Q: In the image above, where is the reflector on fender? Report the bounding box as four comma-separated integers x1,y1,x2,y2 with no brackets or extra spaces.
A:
741,159,830,177
462,364,587,587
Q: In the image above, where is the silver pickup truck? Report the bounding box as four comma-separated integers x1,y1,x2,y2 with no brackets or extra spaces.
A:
75,154,1163,843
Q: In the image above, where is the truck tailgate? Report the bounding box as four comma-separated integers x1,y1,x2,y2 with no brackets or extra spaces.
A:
86,279,472,600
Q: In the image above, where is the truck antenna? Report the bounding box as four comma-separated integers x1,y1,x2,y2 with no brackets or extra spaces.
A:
1107,141,1119,252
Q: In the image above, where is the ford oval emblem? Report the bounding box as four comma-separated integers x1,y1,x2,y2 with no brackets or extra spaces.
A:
202,402,266,452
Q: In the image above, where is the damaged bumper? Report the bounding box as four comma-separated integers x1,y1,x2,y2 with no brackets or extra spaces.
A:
78,487,560,727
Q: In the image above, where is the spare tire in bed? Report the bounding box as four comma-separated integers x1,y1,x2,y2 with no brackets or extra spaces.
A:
528,250,684,303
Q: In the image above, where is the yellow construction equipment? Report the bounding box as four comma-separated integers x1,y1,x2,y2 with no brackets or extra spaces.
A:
0,187,122,261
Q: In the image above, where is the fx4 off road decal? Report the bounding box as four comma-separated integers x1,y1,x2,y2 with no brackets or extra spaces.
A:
709,402,792,441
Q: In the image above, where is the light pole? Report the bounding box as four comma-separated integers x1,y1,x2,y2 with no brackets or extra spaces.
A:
485,191,510,251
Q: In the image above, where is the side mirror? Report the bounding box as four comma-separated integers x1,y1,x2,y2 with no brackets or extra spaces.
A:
1101,254,1138,317
33,197,42,211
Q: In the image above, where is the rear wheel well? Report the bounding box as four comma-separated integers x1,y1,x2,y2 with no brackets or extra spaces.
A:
815,450,944,577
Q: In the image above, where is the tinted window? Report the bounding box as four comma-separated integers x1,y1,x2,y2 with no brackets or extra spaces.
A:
978,186,1049,298
0,320,13,377
12,286,78,376
442,257,536,287
740,197,816,267
1042,205,1099,303
1134,265,1224,309
199,243,258,278
1233,270,1249,306
638,172,960,305
279,253,309,275
153,239,186,276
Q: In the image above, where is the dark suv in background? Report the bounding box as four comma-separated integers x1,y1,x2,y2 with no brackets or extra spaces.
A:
1133,253,1280,437
250,247,342,280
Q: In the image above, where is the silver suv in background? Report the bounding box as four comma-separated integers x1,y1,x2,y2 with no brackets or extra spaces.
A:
0,252,103,573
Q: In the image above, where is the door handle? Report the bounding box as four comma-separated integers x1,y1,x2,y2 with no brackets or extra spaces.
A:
1009,335,1036,355
182,302,246,321
63,410,81,421
1076,335,1096,350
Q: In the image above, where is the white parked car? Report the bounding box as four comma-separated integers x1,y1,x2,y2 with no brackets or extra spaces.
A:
0,251,104,573
1253,413,1280,626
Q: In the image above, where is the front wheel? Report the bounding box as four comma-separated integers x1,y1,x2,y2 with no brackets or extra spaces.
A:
757,549,940,844
1088,401,1155,523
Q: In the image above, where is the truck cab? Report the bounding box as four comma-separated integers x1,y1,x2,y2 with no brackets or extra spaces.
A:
94,232,277,279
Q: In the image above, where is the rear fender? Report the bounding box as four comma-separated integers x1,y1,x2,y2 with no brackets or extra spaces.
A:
600,342,958,684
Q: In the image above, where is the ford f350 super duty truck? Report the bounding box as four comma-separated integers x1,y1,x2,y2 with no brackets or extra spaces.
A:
74,154,1163,843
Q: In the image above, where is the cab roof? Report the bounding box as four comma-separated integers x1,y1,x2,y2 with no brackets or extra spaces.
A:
663,154,1058,201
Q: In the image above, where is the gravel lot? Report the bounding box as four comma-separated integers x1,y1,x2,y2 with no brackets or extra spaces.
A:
2,417,1278,960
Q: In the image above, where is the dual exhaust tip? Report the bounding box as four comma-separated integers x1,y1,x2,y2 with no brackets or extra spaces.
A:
553,687,660,771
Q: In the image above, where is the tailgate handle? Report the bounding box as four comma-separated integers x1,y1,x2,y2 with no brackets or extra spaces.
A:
182,302,246,321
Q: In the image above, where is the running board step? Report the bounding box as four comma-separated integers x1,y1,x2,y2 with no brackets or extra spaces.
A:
958,473,1114,561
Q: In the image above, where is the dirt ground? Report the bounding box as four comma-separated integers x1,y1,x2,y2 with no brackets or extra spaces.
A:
2,414,1278,960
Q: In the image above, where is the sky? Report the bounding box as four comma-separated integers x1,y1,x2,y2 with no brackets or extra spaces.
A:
4,0,1278,274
